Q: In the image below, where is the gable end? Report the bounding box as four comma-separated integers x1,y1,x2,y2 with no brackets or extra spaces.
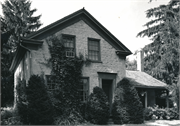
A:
27,8,132,55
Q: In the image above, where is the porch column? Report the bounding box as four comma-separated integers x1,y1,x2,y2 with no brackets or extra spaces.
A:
145,91,147,108
99,77,102,88
166,89,169,108
112,79,115,102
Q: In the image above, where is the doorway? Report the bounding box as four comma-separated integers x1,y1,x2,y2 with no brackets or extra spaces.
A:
102,79,113,113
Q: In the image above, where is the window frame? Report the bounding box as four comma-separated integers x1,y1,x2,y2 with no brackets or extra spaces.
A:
88,38,101,62
45,75,57,91
79,77,89,102
62,34,76,55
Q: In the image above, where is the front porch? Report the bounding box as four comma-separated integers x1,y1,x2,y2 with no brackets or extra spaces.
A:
136,88,169,108
126,70,168,108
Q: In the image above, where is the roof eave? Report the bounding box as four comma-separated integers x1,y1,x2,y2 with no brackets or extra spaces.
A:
83,10,132,53
27,8,85,39
116,50,132,56
9,46,27,72
20,38,44,45
134,85,167,89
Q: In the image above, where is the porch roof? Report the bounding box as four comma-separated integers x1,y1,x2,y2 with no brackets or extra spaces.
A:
9,38,44,72
126,70,167,89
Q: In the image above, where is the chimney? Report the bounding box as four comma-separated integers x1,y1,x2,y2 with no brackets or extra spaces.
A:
137,50,144,72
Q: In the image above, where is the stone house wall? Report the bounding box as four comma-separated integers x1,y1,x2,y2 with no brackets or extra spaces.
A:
29,20,126,93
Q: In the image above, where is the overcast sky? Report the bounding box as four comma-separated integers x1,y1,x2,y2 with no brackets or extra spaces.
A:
0,0,170,60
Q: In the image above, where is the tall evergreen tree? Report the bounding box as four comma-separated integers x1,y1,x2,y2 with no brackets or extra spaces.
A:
1,0,42,107
1,0,42,49
137,0,179,114
137,0,179,85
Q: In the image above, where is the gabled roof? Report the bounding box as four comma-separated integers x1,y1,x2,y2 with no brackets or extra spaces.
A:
27,8,132,55
126,70,167,89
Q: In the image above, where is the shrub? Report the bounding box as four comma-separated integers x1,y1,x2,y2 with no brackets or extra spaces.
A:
1,107,14,120
16,78,28,124
48,91,87,125
112,78,144,124
85,86,110,124
112,103,129,124
26,75,54,125
167,108,179,119
1,116,23,125
112,87,129,124
144,107,153,120
143,106,166,120
0,107,23,125
54,109,85,125
144,105,179,120
79,101,87,118
1,64,14,107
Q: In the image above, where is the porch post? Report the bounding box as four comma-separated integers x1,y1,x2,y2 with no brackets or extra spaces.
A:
166,89,169,108
99,77,102,88
145,91,147,108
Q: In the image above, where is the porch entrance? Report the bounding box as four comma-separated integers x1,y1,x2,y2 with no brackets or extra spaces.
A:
102,79,113,113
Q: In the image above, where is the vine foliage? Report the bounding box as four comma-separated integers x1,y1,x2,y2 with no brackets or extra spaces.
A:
46,35,85,119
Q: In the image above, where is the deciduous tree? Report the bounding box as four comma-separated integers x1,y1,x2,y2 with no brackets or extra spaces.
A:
126,58,137,71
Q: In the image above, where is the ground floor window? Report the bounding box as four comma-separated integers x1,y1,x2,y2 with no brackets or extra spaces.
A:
46,75,57,90
79,77,89,102
46,75,89,100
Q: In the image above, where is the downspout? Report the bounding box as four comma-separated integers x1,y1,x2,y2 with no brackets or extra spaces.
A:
20,43,32,77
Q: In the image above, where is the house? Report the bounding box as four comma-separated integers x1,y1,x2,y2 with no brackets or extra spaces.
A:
126,50,169,108
9,8,168,112
9,8,132,110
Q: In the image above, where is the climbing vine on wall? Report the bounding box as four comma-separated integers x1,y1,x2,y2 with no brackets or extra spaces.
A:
45,35,85,115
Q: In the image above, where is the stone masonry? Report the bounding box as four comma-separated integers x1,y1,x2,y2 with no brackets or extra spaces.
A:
26,20,126,93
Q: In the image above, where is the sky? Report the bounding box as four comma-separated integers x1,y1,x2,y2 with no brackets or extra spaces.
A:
0,0,170,60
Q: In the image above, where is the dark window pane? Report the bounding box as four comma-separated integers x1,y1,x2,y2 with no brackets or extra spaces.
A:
89,50,99,61
80,78,89,102
89,45,98,51
46,75,57,91
63,35,75,49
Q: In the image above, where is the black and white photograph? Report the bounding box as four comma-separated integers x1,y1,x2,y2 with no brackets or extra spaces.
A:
1,0,180,125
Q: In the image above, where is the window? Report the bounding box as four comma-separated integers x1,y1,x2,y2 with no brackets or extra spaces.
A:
62,34,75,57
79,77,89,102
88,38,100,61
46,75,57,90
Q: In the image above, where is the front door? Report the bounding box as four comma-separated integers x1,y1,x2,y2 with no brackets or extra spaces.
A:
102,79,113,113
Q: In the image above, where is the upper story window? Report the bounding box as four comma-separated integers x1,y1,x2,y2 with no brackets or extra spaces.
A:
88,38,101,61
62,34,75,57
